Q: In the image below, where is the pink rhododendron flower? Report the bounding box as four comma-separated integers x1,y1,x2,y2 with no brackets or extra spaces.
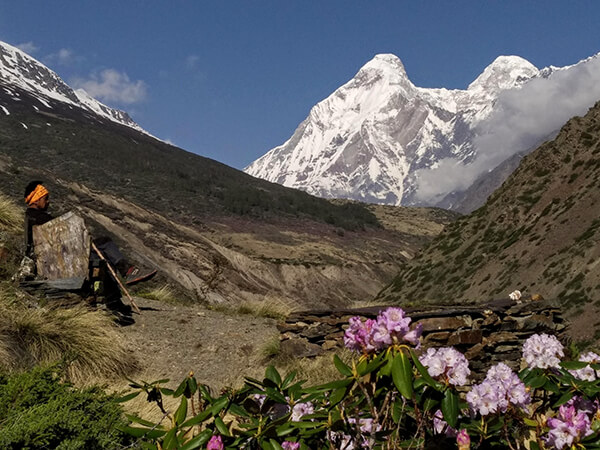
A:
344,307,422,354
419,347,470,386
457,429,470,449
522,333,564,369
207,434,224,450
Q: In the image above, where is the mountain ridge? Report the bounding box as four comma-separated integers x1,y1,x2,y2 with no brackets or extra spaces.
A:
0,40,148,135
245,52,600,211
0,50,458,309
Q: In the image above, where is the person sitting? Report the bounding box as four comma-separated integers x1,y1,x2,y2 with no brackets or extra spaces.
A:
24,181,156,323
24,180,156,285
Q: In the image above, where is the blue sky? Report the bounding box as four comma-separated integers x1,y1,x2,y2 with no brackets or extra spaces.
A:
1,1,599,169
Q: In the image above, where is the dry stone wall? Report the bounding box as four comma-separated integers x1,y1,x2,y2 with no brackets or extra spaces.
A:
278,299,567,375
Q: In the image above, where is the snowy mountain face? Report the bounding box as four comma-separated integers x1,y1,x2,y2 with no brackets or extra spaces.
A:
0,41,148,134
245,53,596,208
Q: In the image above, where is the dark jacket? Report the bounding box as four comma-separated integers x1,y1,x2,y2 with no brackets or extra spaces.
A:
24,208,54,257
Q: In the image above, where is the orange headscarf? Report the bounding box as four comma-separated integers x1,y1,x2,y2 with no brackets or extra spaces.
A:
25,184,49,206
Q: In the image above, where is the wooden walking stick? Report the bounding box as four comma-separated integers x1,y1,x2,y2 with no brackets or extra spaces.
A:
91,241,142,315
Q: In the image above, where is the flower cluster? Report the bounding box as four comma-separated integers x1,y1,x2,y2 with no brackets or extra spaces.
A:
344,307,422,354
545,398,595,449
281,442,300,450
509,289,522,301
327,417,381,449
466,362,530,416
291,402,314,421
432,409,456,437
522,333,564,369
419,347,470,386
569,351,600,381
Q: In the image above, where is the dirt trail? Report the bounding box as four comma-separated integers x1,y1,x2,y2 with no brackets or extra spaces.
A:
120,296,279,391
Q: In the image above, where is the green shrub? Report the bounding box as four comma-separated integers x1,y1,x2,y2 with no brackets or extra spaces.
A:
0,365,132,449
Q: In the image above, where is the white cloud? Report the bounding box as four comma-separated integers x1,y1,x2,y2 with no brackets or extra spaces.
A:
44,48,74,66
414,54,600,203
16,41,38,55
71,69,148,105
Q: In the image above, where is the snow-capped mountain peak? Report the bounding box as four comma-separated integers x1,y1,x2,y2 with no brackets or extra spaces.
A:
245,51,599,209
0,40,149,135
467,55,539,94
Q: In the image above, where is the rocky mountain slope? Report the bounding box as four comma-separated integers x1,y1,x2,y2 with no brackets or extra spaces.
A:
376,101,600,338
0,46,457,309
0,41,148,135
245,52,600,211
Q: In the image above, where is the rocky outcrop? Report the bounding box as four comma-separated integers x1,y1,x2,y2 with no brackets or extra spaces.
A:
278,299,566,374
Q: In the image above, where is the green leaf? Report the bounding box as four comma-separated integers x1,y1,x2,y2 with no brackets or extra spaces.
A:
422,396,439,413
554,391,574,408
229,403,250,418
117,425,166,439
179,429,213,450
392,397,404,423
379,357,393,377
209,396,229,415
410,349,443,391
358,353,385,376
282,370,298,389
214,416,230,436
544,380,560,394
115,391,140,403
160,387,175,396
441,390,459,429
560,361,590,370
175,396,188,425
289,421,325,429
180,409,212,428
174,378,189,397
269,439,284,450
528,442,540,450
125,413,159,427
275,422,296,437
186,376,198,398
333,355,353,377
198,384,214,402
523,417,538,427
392,352,413,399
265,387,288,404
526,375,547,389
329,386,347,407
162,427,178,450
266,365,282,386
261,441,274,450
126,378,144,389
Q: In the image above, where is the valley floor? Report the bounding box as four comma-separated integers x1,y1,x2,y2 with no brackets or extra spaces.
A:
120,297,279,391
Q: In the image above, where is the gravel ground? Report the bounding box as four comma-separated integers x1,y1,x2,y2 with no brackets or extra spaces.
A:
120,296,280,391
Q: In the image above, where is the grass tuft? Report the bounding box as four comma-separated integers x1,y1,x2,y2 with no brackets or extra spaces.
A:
210,296,297,320
259,334,281,359
0,287,137,383
277,349,354,386
236,296,297,320
137,284,177,303
0,193,22,233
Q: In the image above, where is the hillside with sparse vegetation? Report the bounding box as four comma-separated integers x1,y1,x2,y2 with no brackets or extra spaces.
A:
377,101,600,342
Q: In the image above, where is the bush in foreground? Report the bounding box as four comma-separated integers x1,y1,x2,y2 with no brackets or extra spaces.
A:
0,365,132,449
121,307,600,449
